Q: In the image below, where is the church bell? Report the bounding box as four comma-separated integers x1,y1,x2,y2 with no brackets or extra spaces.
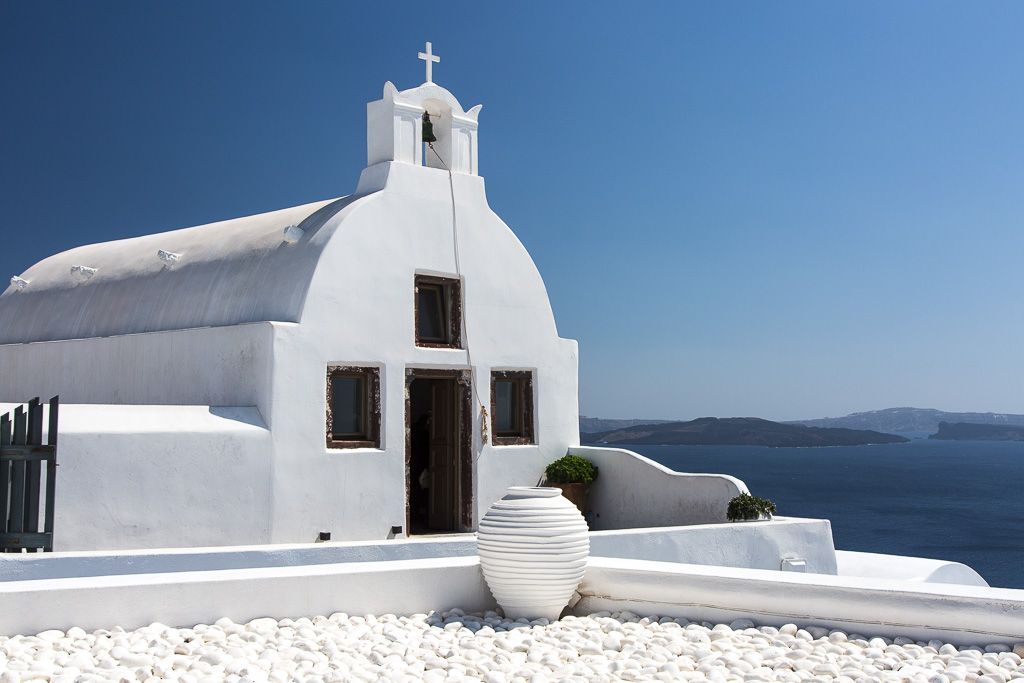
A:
421,111,437,144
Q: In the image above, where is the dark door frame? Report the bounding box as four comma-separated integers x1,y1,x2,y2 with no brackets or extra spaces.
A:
405,368,474,533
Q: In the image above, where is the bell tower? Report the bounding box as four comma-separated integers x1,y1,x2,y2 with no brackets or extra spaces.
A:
365,43,482,175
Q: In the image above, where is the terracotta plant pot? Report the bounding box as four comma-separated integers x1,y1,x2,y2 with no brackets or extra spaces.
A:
734,513,773,522
477,486,590,621
550,482,588,515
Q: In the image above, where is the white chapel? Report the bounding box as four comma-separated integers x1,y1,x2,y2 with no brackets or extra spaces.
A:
0,46,580,550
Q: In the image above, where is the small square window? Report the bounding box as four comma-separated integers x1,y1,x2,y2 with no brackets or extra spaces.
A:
327,366,380,449
415,275,461,348
491,370,535,445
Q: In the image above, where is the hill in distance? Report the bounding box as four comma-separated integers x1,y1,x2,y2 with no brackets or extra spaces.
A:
789,407,1024,435
930,422,1024,441
582,417,909,448
579,416,672,434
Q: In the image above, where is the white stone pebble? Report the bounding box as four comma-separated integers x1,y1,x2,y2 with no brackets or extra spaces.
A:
1,610,1023,682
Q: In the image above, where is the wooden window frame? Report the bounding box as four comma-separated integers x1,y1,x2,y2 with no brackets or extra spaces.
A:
414,275,462,349
326,365,381,449
490,370,535,445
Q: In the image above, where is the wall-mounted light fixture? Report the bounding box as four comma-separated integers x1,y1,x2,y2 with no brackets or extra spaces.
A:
10,276,29,291
282,225,304,244
70,265,97,282
157,249,181,264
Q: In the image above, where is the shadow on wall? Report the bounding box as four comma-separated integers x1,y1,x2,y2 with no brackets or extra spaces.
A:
208,406,267,429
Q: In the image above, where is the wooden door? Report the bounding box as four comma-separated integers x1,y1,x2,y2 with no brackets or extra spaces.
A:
427,379,459,530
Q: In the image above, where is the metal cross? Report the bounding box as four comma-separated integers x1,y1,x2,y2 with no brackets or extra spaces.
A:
418,41,440,83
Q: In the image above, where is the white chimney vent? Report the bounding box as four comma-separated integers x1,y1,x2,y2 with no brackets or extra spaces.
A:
157,249,181,264
10,276,29,291
70,265,98,281
283,225,304,244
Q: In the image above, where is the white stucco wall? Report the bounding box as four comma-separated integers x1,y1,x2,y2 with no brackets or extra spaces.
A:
43,405,273,550
257,161,579,543
0,323,274,415
570,446,748,528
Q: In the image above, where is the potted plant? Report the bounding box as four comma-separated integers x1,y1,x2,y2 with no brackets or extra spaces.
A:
727,493,776,522
543,454,598,515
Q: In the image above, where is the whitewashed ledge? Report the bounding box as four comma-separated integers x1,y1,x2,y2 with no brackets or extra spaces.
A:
0,557,494,637
1,555,1023,647
578,558,1024,646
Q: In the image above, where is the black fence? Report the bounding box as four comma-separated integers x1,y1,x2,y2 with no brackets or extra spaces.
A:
0,396,58,552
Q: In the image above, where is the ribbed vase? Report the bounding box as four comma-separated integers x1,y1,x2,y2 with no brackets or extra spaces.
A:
477,486,590,621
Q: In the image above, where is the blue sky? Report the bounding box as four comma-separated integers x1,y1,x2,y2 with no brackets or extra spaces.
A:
2,1,1022,421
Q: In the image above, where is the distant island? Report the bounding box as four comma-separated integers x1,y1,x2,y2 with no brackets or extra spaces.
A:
582,417,909,448
930,422,1024,441
789,407,1024,435
579,416,672,434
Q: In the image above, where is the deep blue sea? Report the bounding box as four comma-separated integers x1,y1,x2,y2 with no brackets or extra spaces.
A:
631,439,1024,589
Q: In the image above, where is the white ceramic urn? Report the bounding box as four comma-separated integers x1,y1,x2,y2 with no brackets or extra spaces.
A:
477,486,590,621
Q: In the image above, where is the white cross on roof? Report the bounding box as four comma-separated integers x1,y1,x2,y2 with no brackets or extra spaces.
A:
418,41,440,84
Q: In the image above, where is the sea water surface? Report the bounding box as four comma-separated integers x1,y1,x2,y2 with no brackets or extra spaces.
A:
631,439,1024,589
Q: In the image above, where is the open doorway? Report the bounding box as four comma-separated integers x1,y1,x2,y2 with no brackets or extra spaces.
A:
406,369,472,534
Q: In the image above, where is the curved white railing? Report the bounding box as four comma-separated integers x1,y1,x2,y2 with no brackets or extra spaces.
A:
568,446,748,529
835,550,989,587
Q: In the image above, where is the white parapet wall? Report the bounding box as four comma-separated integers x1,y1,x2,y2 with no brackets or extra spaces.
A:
1,520,836,583
2,551,1020,645
591,517,838,574
569,446,748,528
0,537,478,581
576,557,1024,646
0,557,495,636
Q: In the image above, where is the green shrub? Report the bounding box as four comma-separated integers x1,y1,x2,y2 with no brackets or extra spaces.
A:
545,454,599,485
727,493,777,521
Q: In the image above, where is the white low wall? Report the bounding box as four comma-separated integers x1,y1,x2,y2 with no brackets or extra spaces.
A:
576,557,1024,646
4,551,1020,645
835,550,988,587
0,537,477,581
0,557,495,636
591,517,838,574
1,519,835,583
569,446,748,528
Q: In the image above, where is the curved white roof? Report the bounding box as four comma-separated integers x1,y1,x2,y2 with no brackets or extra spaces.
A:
0,195,365,344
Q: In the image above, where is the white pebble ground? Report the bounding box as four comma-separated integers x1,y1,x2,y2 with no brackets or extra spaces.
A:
2,609,1023,683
